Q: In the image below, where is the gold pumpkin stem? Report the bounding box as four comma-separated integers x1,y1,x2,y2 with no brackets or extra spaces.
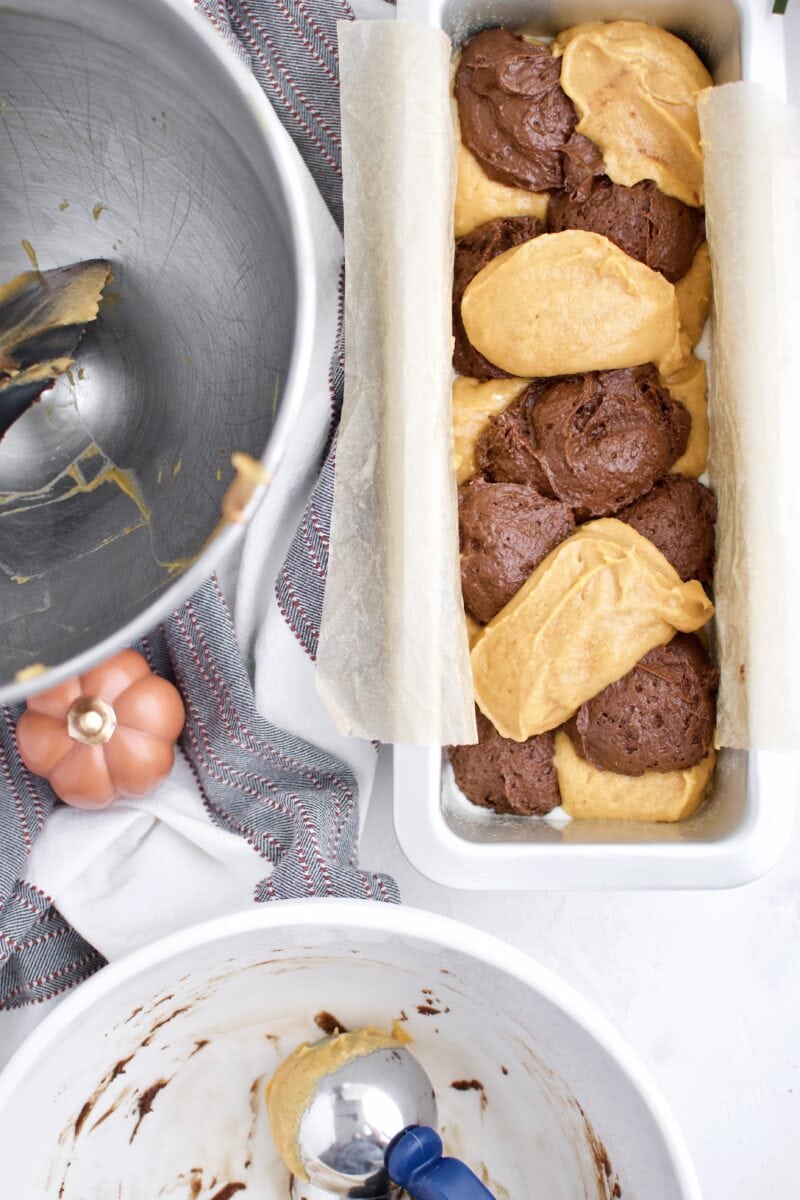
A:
67,696,117,746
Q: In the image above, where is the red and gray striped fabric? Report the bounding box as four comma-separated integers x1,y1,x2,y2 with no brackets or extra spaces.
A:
0,0,398,1011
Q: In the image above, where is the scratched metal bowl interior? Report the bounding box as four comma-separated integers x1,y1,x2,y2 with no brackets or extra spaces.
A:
0,0,302,697
0,906,697,1198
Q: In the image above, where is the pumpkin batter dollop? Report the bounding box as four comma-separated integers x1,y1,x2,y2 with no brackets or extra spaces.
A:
555,21,712,207
452,375,530,484
555,731,716,822
664,355,709,478
675,242,712,352
455,137,550,237
266,1027,409,1181
453,215,543,379
470,519,714,740
460,230,683,378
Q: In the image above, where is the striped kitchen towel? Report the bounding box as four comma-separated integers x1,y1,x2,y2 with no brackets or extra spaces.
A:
0,0,398,1018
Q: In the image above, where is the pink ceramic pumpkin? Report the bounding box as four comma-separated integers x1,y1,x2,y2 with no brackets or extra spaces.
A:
16,649,185,809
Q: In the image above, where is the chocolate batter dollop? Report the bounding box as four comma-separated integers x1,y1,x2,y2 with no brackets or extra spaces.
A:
561,132,605,200
475,397,550,489
564,633,719,775
617,474,717,584
454,215,543,379
450,707,560,814
455,28,578,192
459,477,575,623
526,367,690,517
477,366,690,518
549,177,705,283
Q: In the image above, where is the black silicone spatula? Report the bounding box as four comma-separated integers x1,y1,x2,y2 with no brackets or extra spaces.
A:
0,259,111,437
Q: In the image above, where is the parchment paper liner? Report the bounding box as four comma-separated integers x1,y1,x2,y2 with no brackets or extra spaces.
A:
318,26,800,754
700,82,800,750
316,22,476,745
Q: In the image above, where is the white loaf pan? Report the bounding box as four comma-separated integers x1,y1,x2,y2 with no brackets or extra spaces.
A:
393,0,798,890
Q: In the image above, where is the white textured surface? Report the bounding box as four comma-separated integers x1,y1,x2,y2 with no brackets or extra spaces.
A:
317,21,475,746
363,747,800,1199
0,8,797,1197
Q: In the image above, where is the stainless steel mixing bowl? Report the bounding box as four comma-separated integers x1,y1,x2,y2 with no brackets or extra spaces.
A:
0,0,315,701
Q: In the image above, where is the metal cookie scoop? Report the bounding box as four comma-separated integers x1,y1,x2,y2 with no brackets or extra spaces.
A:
289,1044,497,1200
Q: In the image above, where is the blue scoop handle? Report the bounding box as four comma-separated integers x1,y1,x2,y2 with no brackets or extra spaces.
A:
385,1125,498,1200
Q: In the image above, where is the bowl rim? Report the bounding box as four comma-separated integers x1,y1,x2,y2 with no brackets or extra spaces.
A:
0,0,318,705
0,898,701,1198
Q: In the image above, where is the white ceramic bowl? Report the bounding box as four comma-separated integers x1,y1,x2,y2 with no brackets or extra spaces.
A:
0,901,700,1199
